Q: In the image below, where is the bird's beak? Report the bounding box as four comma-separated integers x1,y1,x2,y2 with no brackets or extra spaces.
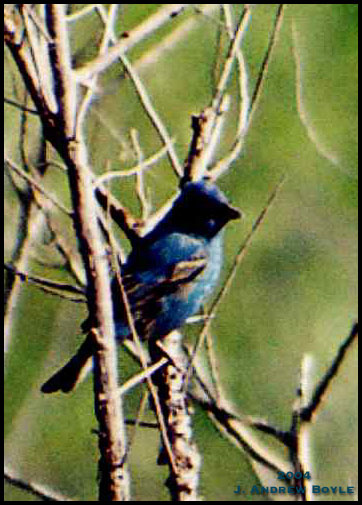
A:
224,203,243,221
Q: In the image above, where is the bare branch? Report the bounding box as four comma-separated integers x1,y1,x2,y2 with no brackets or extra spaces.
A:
249,4,285,125
134,5,221,73
4,263,85,300
95,143,171,185
75,4,188,81
110,51,183,178
6,5,131,498
183,96,230,183
5,157,71,216
45,5,77,138
211,5,285,178
150,332,202,501
300,322,358,422
4,96,39,115
194,394,292,477
211,6,252,113
4,8,54,124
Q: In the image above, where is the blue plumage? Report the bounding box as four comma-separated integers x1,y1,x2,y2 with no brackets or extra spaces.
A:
41,180,241,393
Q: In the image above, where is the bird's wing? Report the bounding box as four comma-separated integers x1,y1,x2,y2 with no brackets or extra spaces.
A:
115,250,208,339
82,235,209,340
114,233,209,339
122,232,209,300
123,256,207,297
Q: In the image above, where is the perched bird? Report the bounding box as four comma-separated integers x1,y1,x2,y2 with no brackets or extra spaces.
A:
41,180,241,393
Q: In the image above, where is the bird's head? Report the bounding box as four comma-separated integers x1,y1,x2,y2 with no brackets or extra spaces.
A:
167,180,242,239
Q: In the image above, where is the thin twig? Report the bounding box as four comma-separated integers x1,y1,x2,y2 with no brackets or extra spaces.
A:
4,10,55,126
4,263,85,299
300,322,358,422
211,6,252,113
75,5,119,139
66,5,98,22
115,52,183,177
211,5,285,178
94,143,171,184
76,4,188,82
22,5,53,44
210,6,251,178
4,96,39,114
194,395,292,477
134,5,221,73
248,4,285,126
125,390,150,458
118,357,168,396
45,5,76,139
5,157,71,216
112,263,178,474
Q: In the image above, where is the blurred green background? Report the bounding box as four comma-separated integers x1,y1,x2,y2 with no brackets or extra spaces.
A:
4,5,357,501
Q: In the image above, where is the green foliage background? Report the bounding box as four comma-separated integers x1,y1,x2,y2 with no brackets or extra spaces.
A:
4,5,357,501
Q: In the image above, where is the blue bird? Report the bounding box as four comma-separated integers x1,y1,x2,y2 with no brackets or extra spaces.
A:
41,180,241,393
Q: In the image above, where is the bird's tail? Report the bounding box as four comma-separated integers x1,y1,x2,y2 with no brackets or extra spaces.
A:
41,334,94,393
